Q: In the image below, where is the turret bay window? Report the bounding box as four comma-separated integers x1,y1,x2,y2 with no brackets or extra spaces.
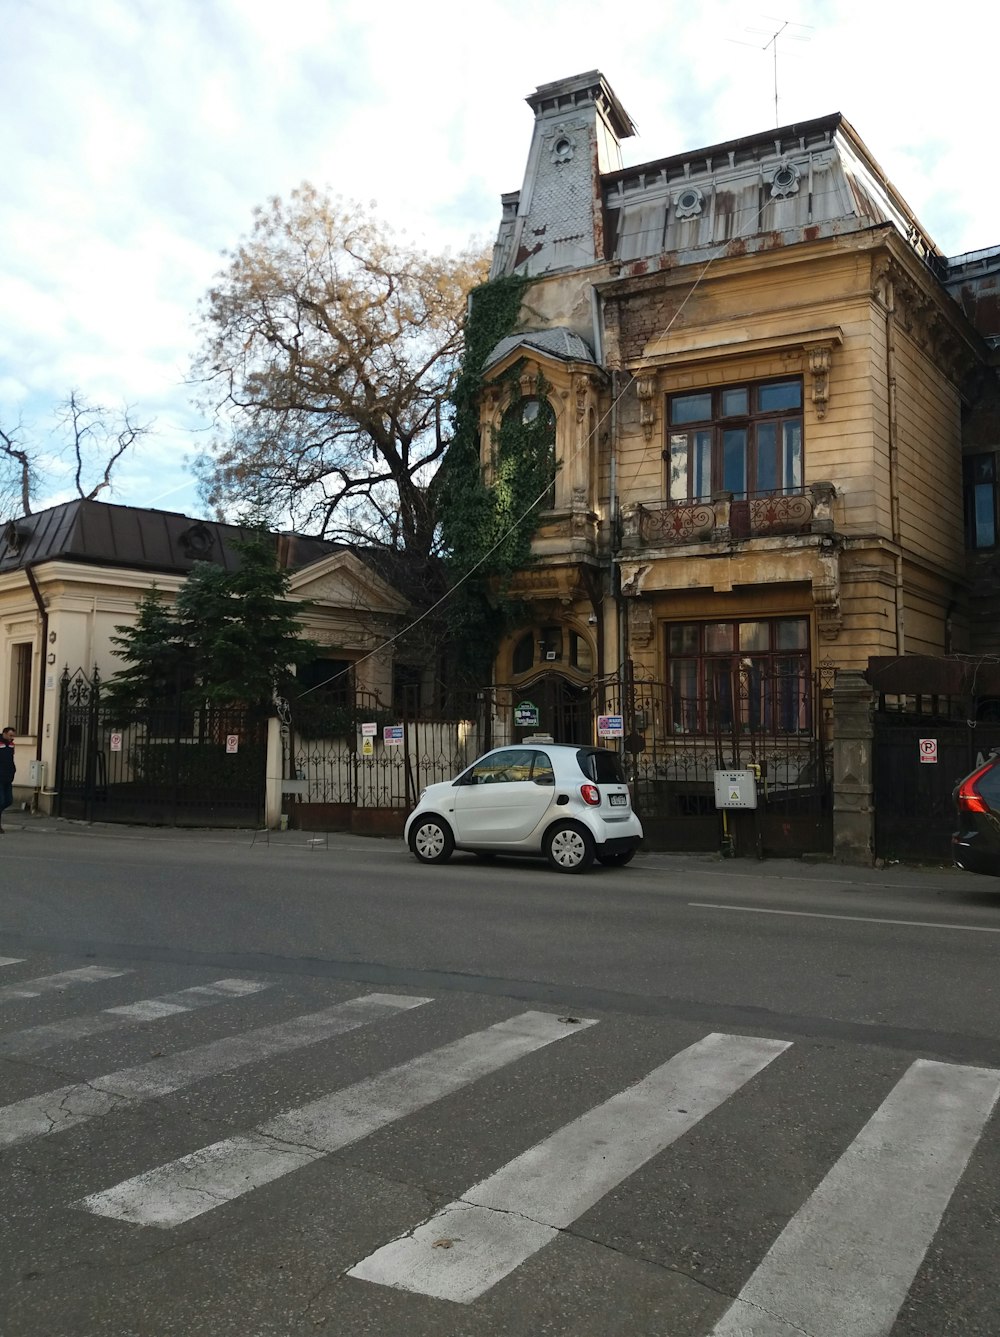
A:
667,617,811,734
667,379,803,501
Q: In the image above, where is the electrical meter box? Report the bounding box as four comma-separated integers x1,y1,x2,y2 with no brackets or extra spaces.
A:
713,769,757,810
28,759,46,787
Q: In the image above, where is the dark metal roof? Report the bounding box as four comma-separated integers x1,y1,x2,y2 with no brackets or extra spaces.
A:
0,500,345,576
483,327,597,373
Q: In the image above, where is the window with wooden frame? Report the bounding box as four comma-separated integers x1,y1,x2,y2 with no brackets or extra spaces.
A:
666,617,811,735
9,642,32,734
666,379,803,502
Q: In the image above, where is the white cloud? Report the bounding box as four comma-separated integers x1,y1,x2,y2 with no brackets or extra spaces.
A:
3,0,997,519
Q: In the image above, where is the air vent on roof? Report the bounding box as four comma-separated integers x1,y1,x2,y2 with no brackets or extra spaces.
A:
178,523,215,560
3,521,30,555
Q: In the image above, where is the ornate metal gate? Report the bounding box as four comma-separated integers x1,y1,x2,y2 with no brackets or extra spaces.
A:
598,665,834,855
55,668,266,827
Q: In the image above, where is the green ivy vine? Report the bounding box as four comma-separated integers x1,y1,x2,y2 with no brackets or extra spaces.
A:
437,273,557,685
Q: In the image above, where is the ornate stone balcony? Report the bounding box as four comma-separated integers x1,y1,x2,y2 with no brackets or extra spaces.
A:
622,483,835,549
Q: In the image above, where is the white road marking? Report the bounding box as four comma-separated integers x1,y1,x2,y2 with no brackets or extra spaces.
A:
0,965,130,1002
0,978,271,1056
0,992,428,1151
79,1010,595,1229
348,1031,790,1304
708,1058,1000,1337
0,957,25,968
689,902,1000,933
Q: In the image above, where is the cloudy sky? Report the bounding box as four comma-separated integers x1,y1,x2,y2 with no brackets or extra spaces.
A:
2,0,995,521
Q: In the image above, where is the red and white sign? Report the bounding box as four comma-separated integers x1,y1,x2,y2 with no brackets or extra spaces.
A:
919,737,938,765
110,733,122,753
225,734,239,754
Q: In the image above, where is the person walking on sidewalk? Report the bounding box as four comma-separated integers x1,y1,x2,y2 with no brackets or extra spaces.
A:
0,728,15,832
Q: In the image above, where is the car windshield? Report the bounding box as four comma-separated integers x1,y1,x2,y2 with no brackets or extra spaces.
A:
577,748,625,784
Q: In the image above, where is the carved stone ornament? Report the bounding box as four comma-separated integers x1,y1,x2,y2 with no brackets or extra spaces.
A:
813,558,842,641
629,599,654,648
636,373,657,442
770,161,800,198
574,373,590,422
673,185,704,219
808,345,833,420
547,124,578,165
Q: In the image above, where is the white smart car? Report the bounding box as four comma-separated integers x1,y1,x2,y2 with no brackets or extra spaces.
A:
404,742,643,873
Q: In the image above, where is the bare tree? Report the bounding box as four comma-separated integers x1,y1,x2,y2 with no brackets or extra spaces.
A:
0,391,153,518
193,186,490,560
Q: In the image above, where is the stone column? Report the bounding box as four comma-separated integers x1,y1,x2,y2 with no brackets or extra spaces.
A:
831,671,875,864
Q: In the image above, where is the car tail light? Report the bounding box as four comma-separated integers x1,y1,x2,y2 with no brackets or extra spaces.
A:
580,784,601,806
957,763,993,816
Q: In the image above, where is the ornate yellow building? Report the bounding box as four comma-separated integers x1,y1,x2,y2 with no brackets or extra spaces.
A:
478,73,986,754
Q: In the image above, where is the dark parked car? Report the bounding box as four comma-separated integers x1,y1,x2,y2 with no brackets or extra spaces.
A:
953,751,1000,877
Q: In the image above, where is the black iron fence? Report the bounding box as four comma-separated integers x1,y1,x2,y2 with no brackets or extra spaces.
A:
874,700,1000,862
596,665,834,854
56,668,266,827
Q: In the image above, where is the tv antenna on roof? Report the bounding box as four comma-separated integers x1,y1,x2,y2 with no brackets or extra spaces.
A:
728,16,812,127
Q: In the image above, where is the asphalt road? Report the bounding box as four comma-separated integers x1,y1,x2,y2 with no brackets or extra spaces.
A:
1,819,998,1336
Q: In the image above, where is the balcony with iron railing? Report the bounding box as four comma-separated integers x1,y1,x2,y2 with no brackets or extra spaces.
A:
621,482,836,550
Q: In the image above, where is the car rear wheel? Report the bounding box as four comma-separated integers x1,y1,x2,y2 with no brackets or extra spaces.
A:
597,848,636,867
409,816,454,865
544,821,595,873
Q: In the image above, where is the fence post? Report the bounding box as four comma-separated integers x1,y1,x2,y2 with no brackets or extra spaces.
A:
832,670,875,865
264,716,284,829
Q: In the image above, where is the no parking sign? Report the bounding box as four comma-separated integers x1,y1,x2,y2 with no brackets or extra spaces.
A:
919,738,938,765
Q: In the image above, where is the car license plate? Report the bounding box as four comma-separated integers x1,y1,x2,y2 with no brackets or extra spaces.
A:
609,793,628,806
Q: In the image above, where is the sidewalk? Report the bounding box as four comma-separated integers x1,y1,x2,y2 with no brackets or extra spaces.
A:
2,810,975,896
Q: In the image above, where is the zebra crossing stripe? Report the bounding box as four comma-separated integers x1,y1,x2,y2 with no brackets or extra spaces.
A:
0,957,25,968
79,1010,596,1229
348,1031,790,1304
708,1058,1000,1337
0,978,271,1057
0,966,130,1002
0,992,428,1151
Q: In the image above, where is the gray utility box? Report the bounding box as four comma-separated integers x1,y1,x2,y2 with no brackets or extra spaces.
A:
713,769,758,810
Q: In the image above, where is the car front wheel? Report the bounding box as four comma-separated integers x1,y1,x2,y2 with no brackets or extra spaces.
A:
544,821,595,873
409,816,454,865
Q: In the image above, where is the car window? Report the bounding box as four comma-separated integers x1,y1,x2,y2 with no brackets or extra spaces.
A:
531,752,555,784
577,748,625,784
469,749,536,784
976,762,1000,808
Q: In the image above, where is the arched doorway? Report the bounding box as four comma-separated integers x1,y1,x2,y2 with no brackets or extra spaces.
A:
513,673,592,745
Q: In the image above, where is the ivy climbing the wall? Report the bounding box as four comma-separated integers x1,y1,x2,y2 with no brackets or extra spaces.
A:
436,274,558,685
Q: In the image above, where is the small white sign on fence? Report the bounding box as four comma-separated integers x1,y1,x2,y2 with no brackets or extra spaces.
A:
360,721,378,737
919,737,938,765
383,724,404,747
597,714,624,738
226,734,239,754
110,732,122,753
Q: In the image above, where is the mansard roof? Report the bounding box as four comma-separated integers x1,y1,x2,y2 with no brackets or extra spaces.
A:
601,111,943,272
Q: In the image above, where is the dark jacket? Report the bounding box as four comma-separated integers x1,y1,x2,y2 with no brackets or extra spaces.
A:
0,741,15,784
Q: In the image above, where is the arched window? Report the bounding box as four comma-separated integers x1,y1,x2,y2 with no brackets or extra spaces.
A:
500,396,557,509
512,632,534,675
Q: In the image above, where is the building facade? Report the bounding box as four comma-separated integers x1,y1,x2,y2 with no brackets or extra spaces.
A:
0,500,409,811
477,72,991,755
